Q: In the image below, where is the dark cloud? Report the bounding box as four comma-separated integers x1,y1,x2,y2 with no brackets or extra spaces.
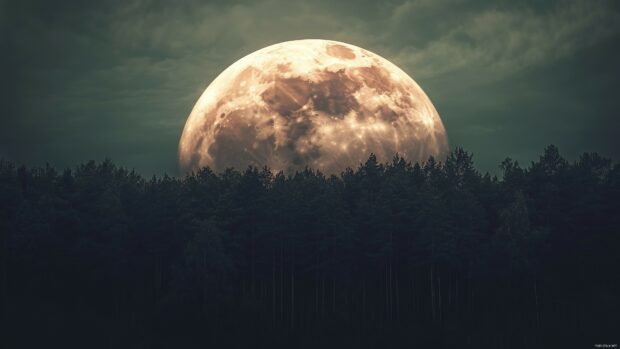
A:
1,0,619,174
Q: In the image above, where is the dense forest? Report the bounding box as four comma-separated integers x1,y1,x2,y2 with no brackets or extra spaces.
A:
1,145,618,348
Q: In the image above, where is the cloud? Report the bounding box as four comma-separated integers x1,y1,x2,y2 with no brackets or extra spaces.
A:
389,0,620,81
15,0,619,104
66,0,619,111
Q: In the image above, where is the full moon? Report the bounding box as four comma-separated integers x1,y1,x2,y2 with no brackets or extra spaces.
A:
179,39,448,174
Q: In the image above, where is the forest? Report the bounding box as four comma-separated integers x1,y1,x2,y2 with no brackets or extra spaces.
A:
0,145,618,348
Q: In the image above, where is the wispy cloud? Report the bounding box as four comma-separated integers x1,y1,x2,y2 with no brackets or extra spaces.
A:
389,0,620,81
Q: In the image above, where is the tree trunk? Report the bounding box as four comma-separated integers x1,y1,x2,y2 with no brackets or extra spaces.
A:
251,228,255,300
280,238,283,323
438,275,442,323
322,274,326,318
455,277,459,315
291,243,295,328
332,278,336,314
315,254,319,321
534,279,540,330
389,231,394,322
362,278,366,321
272,251,276,327
448,271,452,309
385,259,388,322
411,273,415,314
291,265,294,328
395,269,400,320
431,264,435,321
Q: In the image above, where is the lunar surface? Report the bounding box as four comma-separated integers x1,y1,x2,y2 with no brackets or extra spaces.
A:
179,39,448,174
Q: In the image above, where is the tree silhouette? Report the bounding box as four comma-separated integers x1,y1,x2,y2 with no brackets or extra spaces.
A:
0,146,618,348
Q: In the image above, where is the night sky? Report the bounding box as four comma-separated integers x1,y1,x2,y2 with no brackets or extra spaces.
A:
2,0,619,175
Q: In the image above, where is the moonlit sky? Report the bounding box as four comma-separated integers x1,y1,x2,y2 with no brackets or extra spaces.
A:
2,0,619,175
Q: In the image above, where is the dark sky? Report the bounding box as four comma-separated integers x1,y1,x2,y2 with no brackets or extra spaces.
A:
2,0,619,175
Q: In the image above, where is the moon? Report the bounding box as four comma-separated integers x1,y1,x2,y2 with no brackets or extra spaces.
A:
179,39,448,174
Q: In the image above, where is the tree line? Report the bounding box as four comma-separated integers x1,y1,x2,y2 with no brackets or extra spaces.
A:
0,145,618,348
